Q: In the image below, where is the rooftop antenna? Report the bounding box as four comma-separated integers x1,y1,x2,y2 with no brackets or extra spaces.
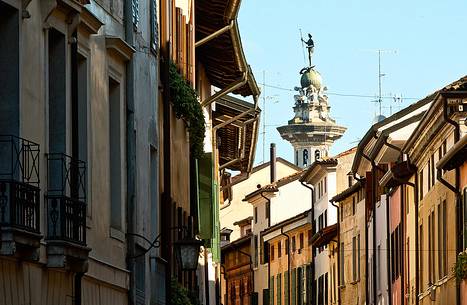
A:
261,71,279,163
262,70,266,163
362,49,397,116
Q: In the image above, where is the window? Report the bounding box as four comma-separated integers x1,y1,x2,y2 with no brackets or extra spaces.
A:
348,175,353,187
299,233,304,250
324,176,327,194
357,234,361,280
442,200,447,277
419,223,424,288
270,277,274,305
418,170,424,200
150,0,158,52
324,273,328,305
352,197,356,215
284,271,289,305
254,235,259,268
278,241,282,258
339,242,344,285
308,229,312,247
266,202,270,219
277,273,282,305
352,236,357,281
285,239,289,255
132,0,139,27
0,2,20,136
109,77,123,230
270,245,275,261
255,207,258,223
291,269,296,305
135,246,146,302
303,149,309,167
292,236,296,252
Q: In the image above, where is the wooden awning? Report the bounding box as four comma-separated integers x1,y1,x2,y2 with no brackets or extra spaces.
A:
214,96,260,172
196,0,260,97
311,224,338,248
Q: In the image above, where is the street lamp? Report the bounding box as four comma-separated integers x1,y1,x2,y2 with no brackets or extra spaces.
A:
174,237,203,271
127,226,202,271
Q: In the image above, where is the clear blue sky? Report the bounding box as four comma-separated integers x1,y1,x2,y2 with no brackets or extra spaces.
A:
237,0,467,165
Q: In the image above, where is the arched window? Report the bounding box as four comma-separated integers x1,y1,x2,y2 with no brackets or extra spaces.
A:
315,149,321,161
296,150,299,166
303,149,309,166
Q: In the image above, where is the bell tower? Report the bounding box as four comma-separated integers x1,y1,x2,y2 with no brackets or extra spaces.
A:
277,36,346,168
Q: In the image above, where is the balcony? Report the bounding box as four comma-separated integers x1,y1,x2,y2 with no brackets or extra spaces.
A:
0,135,41,257
46,153,89,271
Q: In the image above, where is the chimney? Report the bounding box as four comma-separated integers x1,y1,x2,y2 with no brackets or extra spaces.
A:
270,143,276,183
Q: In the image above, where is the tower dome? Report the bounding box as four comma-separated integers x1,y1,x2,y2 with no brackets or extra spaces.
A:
300,68,322,90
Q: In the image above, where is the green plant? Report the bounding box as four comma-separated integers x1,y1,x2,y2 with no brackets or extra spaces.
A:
171,279,193,305
454,251,467,280
169,62,205,159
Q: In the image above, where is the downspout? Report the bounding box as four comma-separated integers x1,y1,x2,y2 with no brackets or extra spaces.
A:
300,181,315,305
124,0,137,304
362,153,377,305
385,190,392,305
237,247,254,305
353,171,369,305
330,200,341,305
74,272,84,305
440,95,461,305
280,228,291,305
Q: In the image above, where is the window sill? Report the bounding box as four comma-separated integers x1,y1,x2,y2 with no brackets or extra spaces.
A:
110,227,125,242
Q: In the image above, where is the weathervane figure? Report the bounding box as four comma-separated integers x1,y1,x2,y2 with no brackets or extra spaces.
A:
301,33,314,66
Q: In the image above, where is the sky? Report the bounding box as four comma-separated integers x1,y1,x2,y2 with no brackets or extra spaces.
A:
236,0,467,165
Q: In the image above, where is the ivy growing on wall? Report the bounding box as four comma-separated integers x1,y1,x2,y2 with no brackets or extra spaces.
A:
169,62,205,159
454,251,467,280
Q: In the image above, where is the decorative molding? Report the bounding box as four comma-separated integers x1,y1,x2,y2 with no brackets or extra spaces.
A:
105,36,135,62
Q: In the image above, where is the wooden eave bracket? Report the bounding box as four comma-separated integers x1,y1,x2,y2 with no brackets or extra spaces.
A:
105,36,136,62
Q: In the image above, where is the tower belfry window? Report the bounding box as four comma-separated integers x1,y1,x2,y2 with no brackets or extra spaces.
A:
303,149,309,166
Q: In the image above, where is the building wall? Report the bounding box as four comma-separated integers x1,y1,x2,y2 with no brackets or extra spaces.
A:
339,192,366,305
221,162,299,242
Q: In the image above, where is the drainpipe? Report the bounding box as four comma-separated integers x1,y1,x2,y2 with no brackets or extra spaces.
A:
280,228,291,305
353,171,369,305
124,0,137,304
385,190,392,305
440,95,461,305
330,200,341,305
300,181,315,304
361,153,377,305
74,272,84,305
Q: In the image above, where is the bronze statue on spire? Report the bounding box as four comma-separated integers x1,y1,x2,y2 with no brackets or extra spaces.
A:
301,33,314,66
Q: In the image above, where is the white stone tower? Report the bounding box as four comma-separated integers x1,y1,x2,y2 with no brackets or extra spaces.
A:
277,39,346,168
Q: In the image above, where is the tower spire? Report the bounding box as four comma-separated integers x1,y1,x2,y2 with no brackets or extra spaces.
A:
277,36,346,168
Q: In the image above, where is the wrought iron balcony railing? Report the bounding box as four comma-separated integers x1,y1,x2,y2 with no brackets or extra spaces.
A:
46,153,86,245
0,135,40,233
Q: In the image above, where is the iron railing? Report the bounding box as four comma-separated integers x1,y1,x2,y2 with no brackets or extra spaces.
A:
46,153,86,245
0,135,40,233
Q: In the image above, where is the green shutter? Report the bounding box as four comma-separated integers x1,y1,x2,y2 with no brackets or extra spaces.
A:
211,181,220,262
270,277,274,305
277,273,282,305
292,269,296,305
198,152,213,239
